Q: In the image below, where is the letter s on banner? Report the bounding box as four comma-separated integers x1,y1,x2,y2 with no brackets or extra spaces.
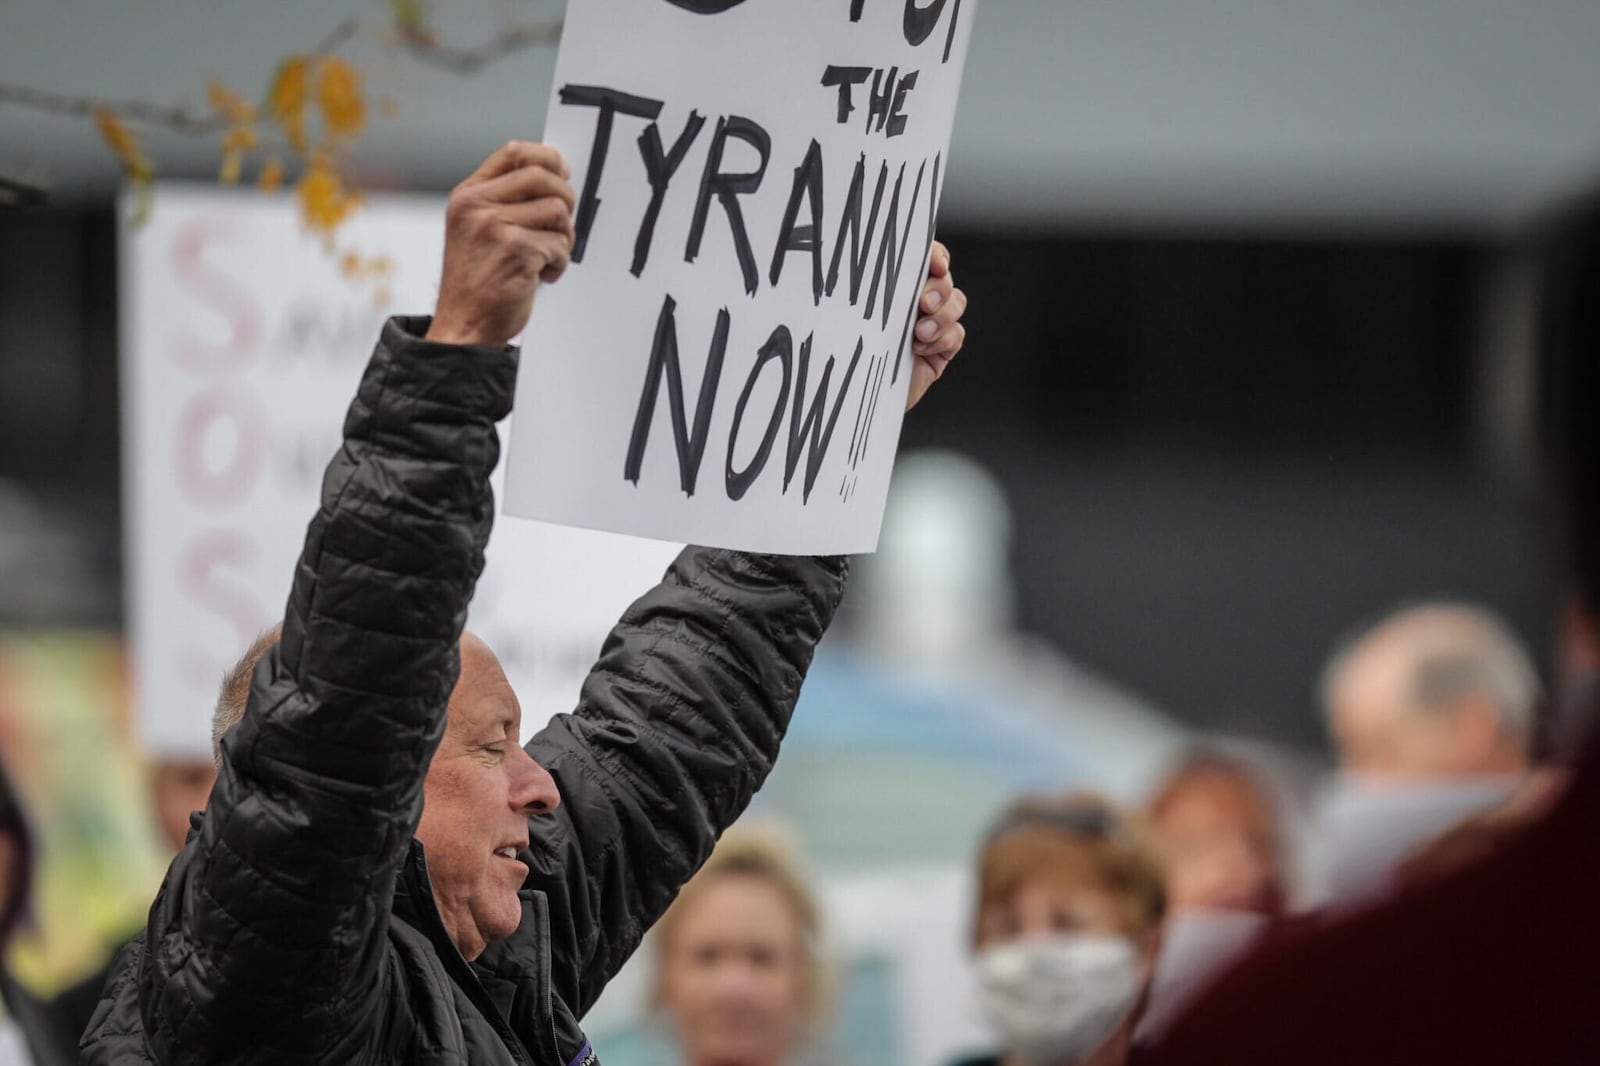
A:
175,528,266,690
170,217,263,374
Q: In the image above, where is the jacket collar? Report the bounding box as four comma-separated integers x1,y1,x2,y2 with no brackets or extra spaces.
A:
390,839,442,939
391,839,544,1064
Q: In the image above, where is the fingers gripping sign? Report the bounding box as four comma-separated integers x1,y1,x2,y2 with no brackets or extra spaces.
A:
428,142,579,348
906,240,965,412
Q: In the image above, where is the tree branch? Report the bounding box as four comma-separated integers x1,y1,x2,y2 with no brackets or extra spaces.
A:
0,11,560,217
0,18,360,137
0,172,49,207
397,18,563,75
311,17,361,58
0,82,231,135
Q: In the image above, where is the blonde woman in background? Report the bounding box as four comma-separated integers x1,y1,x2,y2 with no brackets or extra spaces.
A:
652,826,830,1066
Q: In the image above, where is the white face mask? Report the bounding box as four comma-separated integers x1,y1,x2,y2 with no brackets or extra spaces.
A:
975,934,1142,1066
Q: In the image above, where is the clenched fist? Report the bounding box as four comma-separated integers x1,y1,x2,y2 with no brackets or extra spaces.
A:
426,142,578,348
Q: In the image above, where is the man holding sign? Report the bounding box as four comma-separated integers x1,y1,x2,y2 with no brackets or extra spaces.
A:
84,138,964,1065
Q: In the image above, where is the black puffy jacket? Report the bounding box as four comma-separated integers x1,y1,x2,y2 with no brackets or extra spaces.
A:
82,318,848,1064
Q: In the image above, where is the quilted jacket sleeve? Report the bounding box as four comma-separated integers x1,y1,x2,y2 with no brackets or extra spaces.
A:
522,548,848,1018
138,316,516,1062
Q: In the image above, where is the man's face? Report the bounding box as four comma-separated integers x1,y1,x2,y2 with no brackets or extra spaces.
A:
416,632,561,960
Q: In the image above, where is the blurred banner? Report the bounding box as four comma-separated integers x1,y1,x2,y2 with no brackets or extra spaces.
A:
0,633,165,993
120,185,681,758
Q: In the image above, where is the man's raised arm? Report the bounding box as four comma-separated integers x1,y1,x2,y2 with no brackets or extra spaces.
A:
87,143,575,1064
518,549,847,1017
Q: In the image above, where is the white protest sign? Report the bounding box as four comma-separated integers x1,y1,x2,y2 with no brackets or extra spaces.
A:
505,0,977,554
122,184,681,759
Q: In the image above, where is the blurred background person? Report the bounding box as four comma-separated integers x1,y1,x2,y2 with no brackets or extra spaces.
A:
1311,601,1541,904
1144,752,1287,919
953,794,1165,1066
1135,751,1288,1041
0,761,85,1066
1135,178,1600,1066
1321,602,1537,779
142,625,279,855
1552,596,1600,756
146,757,214,855
0,640,165,1059
652,826,830,1066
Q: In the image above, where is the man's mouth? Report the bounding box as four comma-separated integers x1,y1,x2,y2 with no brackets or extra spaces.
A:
495,846,521,860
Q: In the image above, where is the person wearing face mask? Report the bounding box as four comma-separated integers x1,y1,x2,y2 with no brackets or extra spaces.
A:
954,795,1166,1066
650,826,828,1066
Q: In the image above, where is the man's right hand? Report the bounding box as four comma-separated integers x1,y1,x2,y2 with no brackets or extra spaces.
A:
427,141,578,348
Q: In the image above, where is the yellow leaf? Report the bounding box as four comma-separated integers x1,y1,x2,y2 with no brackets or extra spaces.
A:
295,156,362,235
92,108,152,178
258,155,286,191
207,79,256,125
373,285,391,308
221,125,257,153
127,179,155,228
211,80,259,181
339,250,362,278
315,56,366,141
93,107,155,225
269,56,310,155
219,148,243,185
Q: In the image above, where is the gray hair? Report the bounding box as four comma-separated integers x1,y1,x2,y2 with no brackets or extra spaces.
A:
1320,602,1542,744
212,624,283,769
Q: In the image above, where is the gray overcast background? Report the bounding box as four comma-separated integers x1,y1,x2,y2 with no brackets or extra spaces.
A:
4,0,1600,232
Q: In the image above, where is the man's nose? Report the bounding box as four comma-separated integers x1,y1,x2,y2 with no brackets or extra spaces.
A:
511,749,562,816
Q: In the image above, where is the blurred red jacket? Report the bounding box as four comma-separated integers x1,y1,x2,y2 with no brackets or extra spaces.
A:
1136,745,1600,1065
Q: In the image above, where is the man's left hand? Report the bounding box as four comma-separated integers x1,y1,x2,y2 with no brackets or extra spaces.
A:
906,240,967,411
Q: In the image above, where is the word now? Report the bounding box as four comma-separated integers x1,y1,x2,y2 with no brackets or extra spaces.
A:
625,295,897,505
